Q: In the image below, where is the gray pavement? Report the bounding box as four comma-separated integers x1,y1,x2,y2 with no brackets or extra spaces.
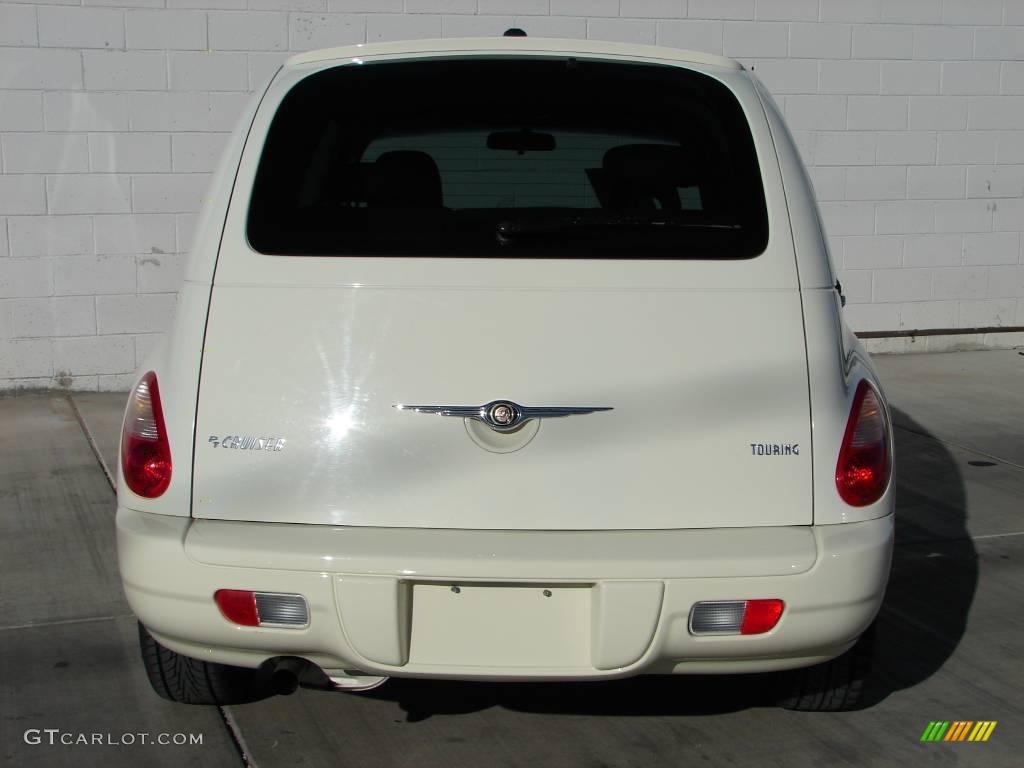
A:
3,349,1023,767
0,394,241,767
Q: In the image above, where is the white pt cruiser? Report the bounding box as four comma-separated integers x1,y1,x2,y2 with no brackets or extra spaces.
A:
117,36,894,712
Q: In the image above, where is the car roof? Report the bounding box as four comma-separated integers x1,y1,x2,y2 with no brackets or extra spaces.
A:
285,37,743,71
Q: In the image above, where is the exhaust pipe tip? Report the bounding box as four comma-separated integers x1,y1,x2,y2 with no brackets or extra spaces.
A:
271,668,299,696
267,658,306,696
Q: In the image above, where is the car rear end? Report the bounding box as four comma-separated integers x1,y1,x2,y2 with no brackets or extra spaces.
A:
116,38,894,699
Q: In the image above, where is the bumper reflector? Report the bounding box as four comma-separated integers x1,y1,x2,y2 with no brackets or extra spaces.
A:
740,598,785,635
215,589,258,626
689,599,784,636
215,590,309,628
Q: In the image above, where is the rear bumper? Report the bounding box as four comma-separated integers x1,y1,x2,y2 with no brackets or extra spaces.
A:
117,508,893,680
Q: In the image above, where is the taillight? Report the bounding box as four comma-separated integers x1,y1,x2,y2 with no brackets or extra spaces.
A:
121,371,172,498
836,379,891,507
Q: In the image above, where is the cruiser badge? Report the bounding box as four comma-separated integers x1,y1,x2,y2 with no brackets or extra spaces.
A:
208,435,285,451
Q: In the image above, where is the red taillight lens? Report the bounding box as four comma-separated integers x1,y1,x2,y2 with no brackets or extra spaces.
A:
215,590,259,626
836,379,891,507
121,371,172,498
739,599,785,635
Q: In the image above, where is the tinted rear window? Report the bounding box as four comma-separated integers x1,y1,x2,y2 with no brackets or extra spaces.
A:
248,58,769,259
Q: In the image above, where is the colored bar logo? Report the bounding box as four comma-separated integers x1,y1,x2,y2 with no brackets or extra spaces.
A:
921,721,997,742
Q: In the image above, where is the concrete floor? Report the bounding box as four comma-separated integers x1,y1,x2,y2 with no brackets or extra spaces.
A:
2,349,1022,767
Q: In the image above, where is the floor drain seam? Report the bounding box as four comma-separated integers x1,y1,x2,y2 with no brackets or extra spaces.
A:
0,614,136,632
219,706,256,768
67,393,116,492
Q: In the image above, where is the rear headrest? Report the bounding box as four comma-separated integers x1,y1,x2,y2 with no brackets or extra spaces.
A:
602,143,704,188
367,150,443,208
601,143,707,212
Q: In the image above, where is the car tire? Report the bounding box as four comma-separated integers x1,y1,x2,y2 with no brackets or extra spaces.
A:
777,623,875,712
138,622,268,705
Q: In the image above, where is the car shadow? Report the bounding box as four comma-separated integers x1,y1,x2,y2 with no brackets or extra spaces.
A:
859,406,977,707
295,406,975,719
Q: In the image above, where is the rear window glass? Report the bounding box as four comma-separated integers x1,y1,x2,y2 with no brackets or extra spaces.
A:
247,58,769,259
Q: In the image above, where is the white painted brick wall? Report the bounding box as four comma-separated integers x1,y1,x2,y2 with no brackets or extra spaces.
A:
910,95,967,129
83,50,168,90
8,216,93,257
12,296,96,338
2,1,1023,389
37,7,125,49
43,91,129,131
0,5,39,47
127,92,210,130
209,10,288,49
126,9,208,50
94,213,176,254
171,133,228,172
54,255,134,297
290,13,364,49
46,175,133,214
0,176,47,215
0,92,44,132
169,51,249,89
3,132,90,173
89,133,172,173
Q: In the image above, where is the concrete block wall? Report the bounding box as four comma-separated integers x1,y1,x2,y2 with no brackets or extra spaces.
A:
1,0,1023,389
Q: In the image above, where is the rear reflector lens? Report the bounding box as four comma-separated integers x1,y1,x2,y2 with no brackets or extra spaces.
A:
739,599,785,635
689,599,784,635
836,379,892,507
215,589,259,626
121,371,172,498
215,590,309,628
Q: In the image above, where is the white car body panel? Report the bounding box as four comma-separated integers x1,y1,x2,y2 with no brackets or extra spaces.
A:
194,283,812,529
116,38,895,681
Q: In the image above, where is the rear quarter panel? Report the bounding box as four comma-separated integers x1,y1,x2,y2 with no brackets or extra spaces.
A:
117,88,270,517
755,77,894,525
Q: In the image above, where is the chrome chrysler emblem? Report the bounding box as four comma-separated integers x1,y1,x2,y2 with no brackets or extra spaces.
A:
489,402,516,427
396,399,612,433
